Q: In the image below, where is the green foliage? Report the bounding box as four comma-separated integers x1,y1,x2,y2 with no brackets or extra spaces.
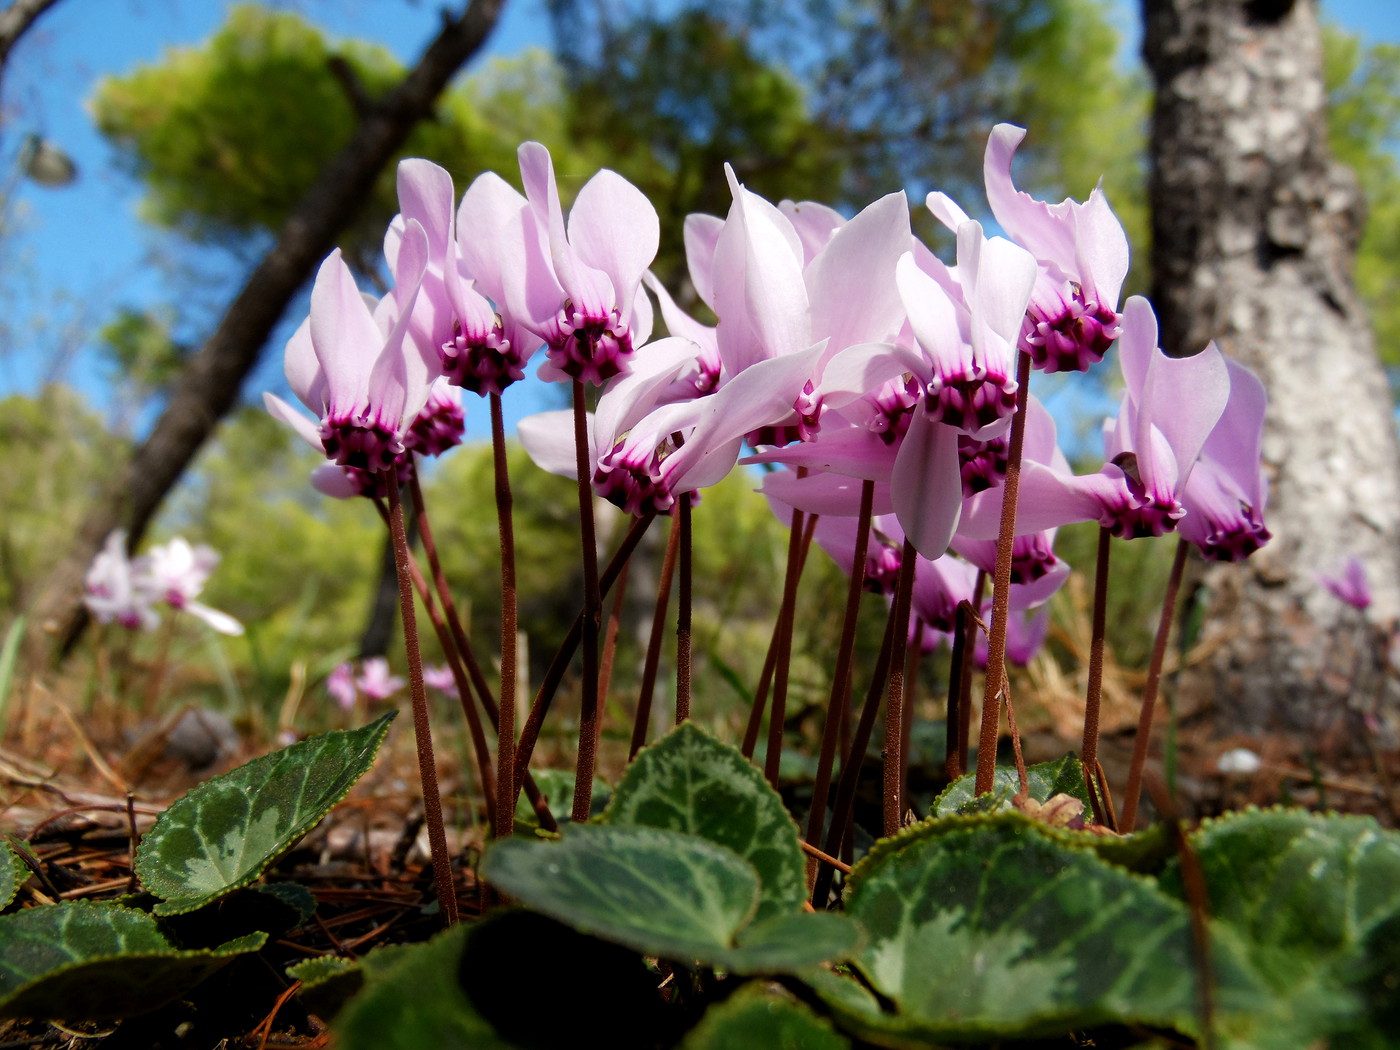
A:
605,722,807,922
0,901,265,1020
0,388,126,615
931,751,1092,816
1162,808,1400,1049
135,713,394,915
1323,25,1400,372
818,812,1261,1044
481,823,859,973
680,985,851,1050
328,924,513,1050
90,5,592,267
0,840,24,911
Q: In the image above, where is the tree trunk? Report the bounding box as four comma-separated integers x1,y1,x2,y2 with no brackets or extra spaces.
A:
24,0,505,666
1143,0,1400,736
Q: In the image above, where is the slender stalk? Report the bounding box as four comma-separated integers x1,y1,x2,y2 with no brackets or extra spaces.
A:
571,380,603,824
975,352,1033,795
675,493,693,725
805,479,874,876
401,544,498,833
812,598,901,908
402,485,555,834
631,511,680,759
764,504,807,786
490,393,518,841
960,571,987,769
513,514,655,801
945,601,972,779
1081,525,1113,825
399,483,498,832
383,471,458,926
1121,538,1190,831
882,539,917,837
901,615,923,814
598,560,629,729
745,511,818,759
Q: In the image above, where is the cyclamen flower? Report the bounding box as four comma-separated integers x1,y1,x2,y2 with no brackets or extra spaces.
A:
326,661,357,710
139,538,244,636
264,221,433,475
1178,359,1271,561
460,142,659,386
1317,557,1371,611
84,531,159,631
930,124,1130,373
357,657,405,701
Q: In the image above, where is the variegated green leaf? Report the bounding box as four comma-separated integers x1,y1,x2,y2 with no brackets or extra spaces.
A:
135,713,394,915
0,901,264,1020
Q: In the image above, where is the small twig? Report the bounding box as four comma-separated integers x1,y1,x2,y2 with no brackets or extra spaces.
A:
125,793,139,894
252,980,303,1050
798,838,851,875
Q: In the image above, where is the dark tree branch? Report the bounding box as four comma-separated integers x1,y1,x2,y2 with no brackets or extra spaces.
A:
0,0,63,79
27,0,506,663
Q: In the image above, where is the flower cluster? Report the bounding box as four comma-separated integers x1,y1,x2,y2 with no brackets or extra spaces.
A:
83,532,243,635
268,125,1270,655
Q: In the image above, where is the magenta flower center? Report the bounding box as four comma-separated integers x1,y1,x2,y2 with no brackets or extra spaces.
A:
545,304,633,386
593,438,676,517
320,416,404,475
958,433,1010,496
441,319,524,397
1021,287,1119,374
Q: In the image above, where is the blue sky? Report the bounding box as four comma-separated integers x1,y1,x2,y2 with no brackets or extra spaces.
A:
0,0,1395,437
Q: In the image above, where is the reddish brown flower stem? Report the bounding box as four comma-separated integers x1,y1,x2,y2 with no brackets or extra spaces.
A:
744,511,817,759
812,595,901,909
571,380,603,823
975,351,1033,795
1121,537,1190,830
1081,525,1113,825
404,478,553,834
945,601,973,780
804,479,874,876
675,493,693,725
382,471,458,926
631,511,680,759
394,520,498,834
489,393,518,841
764,504,807,786
513,514,655,804
882,538,917,837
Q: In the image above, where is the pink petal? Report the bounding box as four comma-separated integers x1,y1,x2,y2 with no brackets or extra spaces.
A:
891,411,963,559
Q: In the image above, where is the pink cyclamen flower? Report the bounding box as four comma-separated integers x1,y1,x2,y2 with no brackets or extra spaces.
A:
264,221,433,475
356,657,405,701
930,123,1129,373
1178,359,1271,561
421,664,458,696
326,661,357,710
1317,557,1371,611
482,142,660,386
138,538,244,636
84,531,159,631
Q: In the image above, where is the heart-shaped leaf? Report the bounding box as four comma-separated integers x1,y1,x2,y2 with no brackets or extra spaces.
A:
606,721,806,922
0,901,265,1020
0,840,25,911
1161,808,1400,1050
136,713,394,915
814,813,1263,1044
680,984,851,1049
331,924,512,1049
931,752,1091,817
482,824,859,973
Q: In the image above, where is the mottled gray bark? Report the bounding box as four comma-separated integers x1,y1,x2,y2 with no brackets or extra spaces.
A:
25,0,505,665
1143,0,1400,736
